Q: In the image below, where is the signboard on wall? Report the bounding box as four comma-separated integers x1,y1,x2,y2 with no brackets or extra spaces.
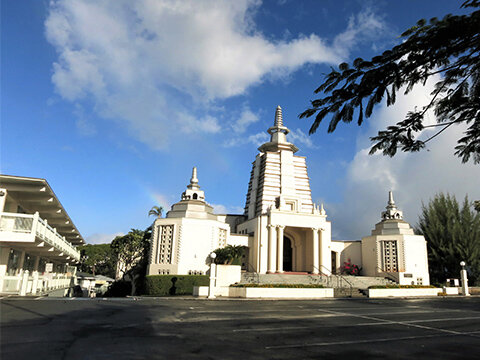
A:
45,263,53,272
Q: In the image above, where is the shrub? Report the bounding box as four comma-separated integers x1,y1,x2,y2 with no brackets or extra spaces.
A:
230,283,324,288
144,275,209,296
104,280,132,297
340,258,361,276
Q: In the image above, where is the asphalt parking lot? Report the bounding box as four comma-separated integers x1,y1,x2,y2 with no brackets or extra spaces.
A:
1,296,479,359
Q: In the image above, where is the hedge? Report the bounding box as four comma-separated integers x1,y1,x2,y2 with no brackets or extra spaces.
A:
144,275,209,296
368,285,436,289
230,283,324,288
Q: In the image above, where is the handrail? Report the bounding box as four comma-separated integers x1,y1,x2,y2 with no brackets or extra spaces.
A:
313,264,354,297
244,262,260,284
376,266,399,284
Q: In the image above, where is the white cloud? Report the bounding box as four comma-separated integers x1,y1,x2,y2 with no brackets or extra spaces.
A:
289,128,317,149
323,78,480,240
86,232,124,244
333,7,388,57
45,0,388,149
233,107,260,134
211,203,245,214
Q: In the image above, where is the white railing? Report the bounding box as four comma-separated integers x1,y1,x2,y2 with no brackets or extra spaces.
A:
0,270,74,296
0,212,80,261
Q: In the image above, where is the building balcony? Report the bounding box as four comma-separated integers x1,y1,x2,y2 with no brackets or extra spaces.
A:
0,211,80,261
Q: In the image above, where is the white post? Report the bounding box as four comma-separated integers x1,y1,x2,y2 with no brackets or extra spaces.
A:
267,224,277,273
460,261,470,296
208,252,217,299
276,225,284,273
31,271,39,295
20,270,29,296
32,212,40,239
312,228,319,274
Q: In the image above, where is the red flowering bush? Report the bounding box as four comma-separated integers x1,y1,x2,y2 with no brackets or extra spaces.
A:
340,258,361,276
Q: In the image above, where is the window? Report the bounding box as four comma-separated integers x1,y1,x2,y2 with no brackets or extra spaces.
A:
218,228,227,247
156,225,174,264
382,240,398,272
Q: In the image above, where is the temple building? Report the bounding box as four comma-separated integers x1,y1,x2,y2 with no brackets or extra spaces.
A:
147,106,430,285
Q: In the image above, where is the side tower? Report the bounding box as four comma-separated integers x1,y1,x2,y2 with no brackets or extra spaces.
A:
147,167,231,275
238,106,331,275
361,192,430,285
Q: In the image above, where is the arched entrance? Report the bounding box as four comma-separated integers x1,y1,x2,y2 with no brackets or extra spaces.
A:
283,236,293,271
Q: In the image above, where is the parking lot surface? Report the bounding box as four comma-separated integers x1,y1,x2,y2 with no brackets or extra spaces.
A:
1,296,479,359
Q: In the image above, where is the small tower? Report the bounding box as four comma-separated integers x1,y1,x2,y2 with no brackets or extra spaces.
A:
381,191,403,220
181,167,205,201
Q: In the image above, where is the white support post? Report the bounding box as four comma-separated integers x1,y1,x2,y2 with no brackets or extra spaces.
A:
312,228,319,274
32,212,40,240
20,270,29,296
276,225,285,273
267,224,277,273
31,271,39,295
460,261,470,296
208,253,217,299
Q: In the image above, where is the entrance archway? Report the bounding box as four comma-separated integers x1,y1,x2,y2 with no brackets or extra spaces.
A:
283,237,293,271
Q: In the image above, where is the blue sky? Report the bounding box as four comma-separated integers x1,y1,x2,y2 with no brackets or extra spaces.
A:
2,0,479,243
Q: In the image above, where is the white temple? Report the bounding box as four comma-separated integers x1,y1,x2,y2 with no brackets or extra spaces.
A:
147,106,430,285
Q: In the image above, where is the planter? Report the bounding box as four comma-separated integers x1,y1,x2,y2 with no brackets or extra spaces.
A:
367,288,442,298
228,287,334,299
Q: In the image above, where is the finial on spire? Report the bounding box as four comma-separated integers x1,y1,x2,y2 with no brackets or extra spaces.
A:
191,167,198,185
320,203,326,216
388,191,395,206
381,190,403,220
274,105,283,127
182,166,205,201
187,166,200,190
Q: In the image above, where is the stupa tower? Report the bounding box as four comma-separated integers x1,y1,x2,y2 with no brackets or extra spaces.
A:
244,106,314,219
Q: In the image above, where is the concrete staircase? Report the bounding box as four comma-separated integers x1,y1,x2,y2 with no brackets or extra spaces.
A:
240,272,396,297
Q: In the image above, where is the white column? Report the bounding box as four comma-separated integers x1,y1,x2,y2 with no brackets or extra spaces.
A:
460,261,470,296
319,227,331,275
31,271,39,295
312,228,319,274
276,226,285,273
20,270,29,296
208,252,217,299
267,224,277,273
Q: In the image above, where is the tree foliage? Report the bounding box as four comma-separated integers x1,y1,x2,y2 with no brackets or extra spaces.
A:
78,244,116,278
148,205,164,218
213,245,246,265
300,1,480,163
110,228,151,295
416,193,480,285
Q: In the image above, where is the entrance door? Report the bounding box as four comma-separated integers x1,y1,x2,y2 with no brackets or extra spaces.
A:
331,251,337,274
283,237,293,271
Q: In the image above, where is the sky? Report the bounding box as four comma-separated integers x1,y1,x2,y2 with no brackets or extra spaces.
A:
2,0,479,244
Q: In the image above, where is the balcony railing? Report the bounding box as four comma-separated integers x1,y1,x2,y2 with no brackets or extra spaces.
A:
0,212,80,261
0,270,74,295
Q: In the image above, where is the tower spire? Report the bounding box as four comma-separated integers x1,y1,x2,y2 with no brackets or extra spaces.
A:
182,166,205,201
381,190,403,220
258,105,298,153
187,166,200,190
274,105,284,127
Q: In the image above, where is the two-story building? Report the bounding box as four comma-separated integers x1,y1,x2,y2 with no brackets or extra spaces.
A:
0,175,84,295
